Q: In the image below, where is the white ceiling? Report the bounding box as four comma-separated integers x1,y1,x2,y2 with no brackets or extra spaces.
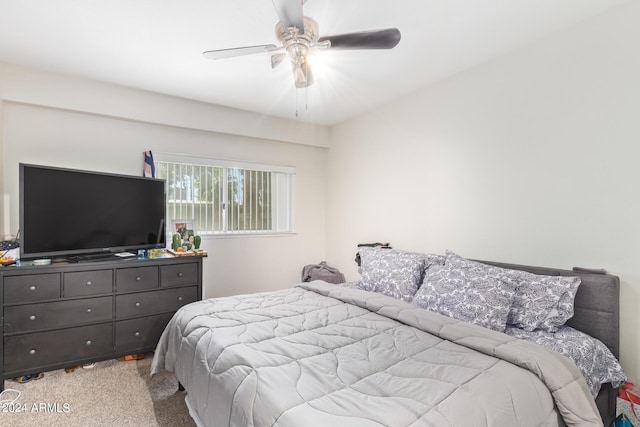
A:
0,0,630,126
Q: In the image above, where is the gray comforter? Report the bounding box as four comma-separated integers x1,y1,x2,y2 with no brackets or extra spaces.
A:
151,281,603,427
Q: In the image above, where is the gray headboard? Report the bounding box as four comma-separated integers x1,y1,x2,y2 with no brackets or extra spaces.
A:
479,260,620,425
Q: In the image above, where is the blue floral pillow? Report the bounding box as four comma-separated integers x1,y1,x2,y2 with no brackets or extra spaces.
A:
504,269,580,332
533,276,581,332
412,251,517,332
359,247,439,302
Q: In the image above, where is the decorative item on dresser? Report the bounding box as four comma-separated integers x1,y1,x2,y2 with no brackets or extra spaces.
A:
0,256,203,391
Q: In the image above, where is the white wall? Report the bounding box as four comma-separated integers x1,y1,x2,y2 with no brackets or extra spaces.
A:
0,77,4,237
326,1,640,382
0,63,329,297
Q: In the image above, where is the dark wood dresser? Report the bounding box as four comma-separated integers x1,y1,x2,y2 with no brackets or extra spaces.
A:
0,256,203,390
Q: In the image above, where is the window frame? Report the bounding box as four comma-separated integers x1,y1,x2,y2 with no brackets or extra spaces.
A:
155,153,295,238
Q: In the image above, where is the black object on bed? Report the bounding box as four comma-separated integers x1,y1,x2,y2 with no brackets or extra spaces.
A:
480,260,620,426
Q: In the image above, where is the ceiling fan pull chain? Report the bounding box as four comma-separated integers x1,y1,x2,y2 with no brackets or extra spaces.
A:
295,89,299,117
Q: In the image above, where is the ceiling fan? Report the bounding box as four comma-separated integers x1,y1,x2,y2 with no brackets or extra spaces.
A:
203,0,401,89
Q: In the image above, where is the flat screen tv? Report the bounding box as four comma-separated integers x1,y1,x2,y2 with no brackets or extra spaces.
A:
20,163,166,260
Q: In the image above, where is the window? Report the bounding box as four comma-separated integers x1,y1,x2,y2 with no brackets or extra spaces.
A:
155,155,294,236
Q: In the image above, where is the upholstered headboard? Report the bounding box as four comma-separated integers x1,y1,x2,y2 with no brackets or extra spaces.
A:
479,260,620,425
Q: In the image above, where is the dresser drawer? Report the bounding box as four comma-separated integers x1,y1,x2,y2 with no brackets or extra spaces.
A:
4,323,113,373
4,274,61,303
64,270,113,297
4,297,113,334
115,313,173,353
160,263,198,287
115,286,198,319
116,266,159,293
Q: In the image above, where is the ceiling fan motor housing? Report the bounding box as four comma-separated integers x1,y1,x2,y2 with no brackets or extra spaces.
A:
275,17,320,65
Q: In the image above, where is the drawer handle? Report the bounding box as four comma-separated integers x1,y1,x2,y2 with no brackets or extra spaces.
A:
134,331,140,337
136,276,141,281
177,272,183,277
86,281,92,286
29,349,36,355
29,315,36,321
29,285,37,291
135,302,141,307
86,340,92,346
86,308,92,313
178,296,183,301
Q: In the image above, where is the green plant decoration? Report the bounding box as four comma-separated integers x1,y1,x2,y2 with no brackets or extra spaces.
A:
194,235,201,249
172,233,181,250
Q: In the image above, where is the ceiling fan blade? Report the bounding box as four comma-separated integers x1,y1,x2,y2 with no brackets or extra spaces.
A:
292,62,314,88
319,28,401,50
203,44,278,60
272,0,304,34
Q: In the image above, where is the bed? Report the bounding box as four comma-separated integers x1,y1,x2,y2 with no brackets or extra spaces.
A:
151,249,625,427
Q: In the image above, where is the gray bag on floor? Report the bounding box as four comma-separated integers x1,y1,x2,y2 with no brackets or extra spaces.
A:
301,261,345,284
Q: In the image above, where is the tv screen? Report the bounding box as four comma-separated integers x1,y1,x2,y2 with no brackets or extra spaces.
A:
20,163,166,260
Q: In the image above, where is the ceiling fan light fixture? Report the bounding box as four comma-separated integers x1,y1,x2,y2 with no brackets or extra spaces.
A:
305,53,317,65
271,53,287,68
286,43,308,64
274,16,321,85
292,61,314,88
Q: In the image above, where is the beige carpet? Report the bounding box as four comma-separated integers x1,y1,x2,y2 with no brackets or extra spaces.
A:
0,354,195,427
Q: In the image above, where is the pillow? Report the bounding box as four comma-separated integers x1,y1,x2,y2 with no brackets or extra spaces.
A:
534,276,581,332
421,253,446,268
505,269,581,332
358,247,429,302
412,251,517,332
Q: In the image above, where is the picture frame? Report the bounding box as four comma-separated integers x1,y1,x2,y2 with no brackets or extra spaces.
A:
170,220,196,246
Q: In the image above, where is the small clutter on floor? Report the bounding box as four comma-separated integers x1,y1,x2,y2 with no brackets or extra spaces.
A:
616,382,640,427
64,363,95,372
63,356,141,374
11,372,44,383
117,353,145,361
